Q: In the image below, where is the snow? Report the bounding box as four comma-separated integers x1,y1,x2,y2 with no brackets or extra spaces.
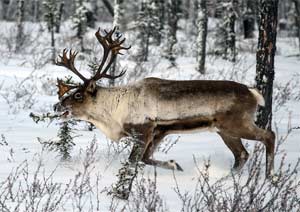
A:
0,21,300,211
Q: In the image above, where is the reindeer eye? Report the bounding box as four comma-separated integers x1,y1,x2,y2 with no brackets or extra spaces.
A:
74,92,83,100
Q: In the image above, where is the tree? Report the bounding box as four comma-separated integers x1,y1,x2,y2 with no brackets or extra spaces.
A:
56,121,75,160
55,1,64,33
164,0,182,66
226,0,238,62
214,1,228,57
0,1,3,20
109,0,125,86
43,0,59,63
101,0,114,17
214,0,237,62
39,120,76,160
15,0,25,52
242,0,257,39
32,0,40,22
72,0,88,52
113,0,124,30
152,0,164,45
255,0,279,130
196,0,208,74
292,0,300,54
136,0,162,62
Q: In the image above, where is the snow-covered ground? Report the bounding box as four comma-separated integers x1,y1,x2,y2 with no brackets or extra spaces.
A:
0,22,299,211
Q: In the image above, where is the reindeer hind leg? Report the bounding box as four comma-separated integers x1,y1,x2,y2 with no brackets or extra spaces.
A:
220,121,275,178
218,132,249,172
142,131,184,171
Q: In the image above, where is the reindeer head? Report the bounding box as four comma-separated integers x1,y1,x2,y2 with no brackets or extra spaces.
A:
53,27,130,119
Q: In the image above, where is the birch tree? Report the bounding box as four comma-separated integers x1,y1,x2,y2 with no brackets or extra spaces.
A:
109,0,124,86
196,0,208,74
15,0,25,52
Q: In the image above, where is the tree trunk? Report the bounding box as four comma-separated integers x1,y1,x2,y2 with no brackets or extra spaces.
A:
15,0,25,52
255,0,279,130
243,0,256,39
227,0,237,62
0,1,3,19
164,0,181,66
243,17,255,39
110,0,125,86
33,0,39,22
50,12,56,64
55,2,64,33
155,0,165,45
215,0,223,18
4,0,15,21
184,0,191,19
196,0,208,74
101,0,114,17
293,0,300,54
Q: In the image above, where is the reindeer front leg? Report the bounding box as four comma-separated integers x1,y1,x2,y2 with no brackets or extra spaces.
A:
140,131,184,172
111,125,153,199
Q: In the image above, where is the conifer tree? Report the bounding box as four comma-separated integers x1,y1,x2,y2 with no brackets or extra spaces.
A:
56,121,75,160
72,0,88,52
214,0,237,62
136,0,161,62
164,0,182,66
43,0,59,63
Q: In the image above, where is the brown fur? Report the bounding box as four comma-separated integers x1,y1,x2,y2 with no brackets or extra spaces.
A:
55,77,275,177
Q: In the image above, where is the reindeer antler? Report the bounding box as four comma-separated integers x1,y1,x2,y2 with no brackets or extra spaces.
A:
56,27,130,86
56,49,88,82
57,78,78,98
92,27,131,81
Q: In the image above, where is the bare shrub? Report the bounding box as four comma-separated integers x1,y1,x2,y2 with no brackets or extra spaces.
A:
109,168,169,212
0,139,102,212
124,169,169,212
273,75,300,112
0,159,70,212
0,73,37,113
173,122,300,212
157,135,180,154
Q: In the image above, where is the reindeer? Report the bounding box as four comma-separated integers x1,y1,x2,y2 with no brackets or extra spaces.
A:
53,27,275,177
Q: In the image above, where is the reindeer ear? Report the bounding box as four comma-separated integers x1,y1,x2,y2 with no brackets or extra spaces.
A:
86,80,97,94
57,79,73,98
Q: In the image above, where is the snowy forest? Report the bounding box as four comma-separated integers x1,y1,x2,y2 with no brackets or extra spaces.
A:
0,0,300,211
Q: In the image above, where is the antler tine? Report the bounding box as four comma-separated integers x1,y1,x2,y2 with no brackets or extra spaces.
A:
98,67,127,80
56,78,78,98
56,49,87,82
92,27,131,81
93,28,112,80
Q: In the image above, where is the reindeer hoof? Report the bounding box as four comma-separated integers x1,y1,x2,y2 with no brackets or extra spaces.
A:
168,160,184,172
